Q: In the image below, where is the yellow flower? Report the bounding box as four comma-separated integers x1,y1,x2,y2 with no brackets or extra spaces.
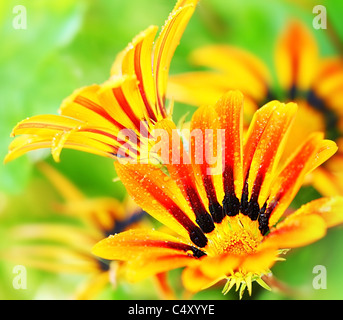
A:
4,0,199,164
169,21,343,197
3,161,145,300
92,90,343,298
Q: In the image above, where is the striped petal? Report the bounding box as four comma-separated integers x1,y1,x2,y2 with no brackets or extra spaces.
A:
5,126,118,163
308,139,338,174
153,0,198,113
92,229,204,281
262,133,337,230
112,0,199,120
190,104,225,223
281,100,326,159
97,75,151,133
4,83,129,163
275,21,318,94
242,101,297,220
111,26,160,121
5,1,199,164
92,229,204,260
114,162,208,248
214,90,244,215
311,58,343,113
59,85,121,130
153,119,215,234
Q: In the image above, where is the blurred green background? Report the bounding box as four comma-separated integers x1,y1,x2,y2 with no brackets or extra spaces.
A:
1,0,343,300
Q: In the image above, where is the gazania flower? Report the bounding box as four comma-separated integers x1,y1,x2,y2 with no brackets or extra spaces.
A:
4,0,199,164
3,161,146,300
168,21,343,197
92,90,343,298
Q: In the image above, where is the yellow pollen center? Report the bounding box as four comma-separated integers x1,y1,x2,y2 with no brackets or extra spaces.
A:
223,230,258,255
207,214,263,257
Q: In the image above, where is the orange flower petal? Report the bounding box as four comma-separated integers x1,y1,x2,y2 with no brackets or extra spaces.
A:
111,26,159,121
5,129,118,163
168,72,240,107
275,21,318,93
59,85,120,130
182,264,224,293
114,163,208,248
125,254,195,282
92,229,204,261
312,58,343,113
190,104,225,223
240,246,278,274
266,133,333,228
198,254,240,279
98,75,148,132
214,90,244,206
153,0,198,112
311,167,343,197
263,214,327,249
288,196,343,229
243,101,297,212
308,139,338,174
153,119,215,234
189,45,271,101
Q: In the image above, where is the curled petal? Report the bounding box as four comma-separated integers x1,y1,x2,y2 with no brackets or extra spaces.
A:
287,196,343,228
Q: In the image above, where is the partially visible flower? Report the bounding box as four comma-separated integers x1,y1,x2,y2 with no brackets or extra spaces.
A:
92,90,343,298
4,0,199,164
3,161,146,300
169,21,343,196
